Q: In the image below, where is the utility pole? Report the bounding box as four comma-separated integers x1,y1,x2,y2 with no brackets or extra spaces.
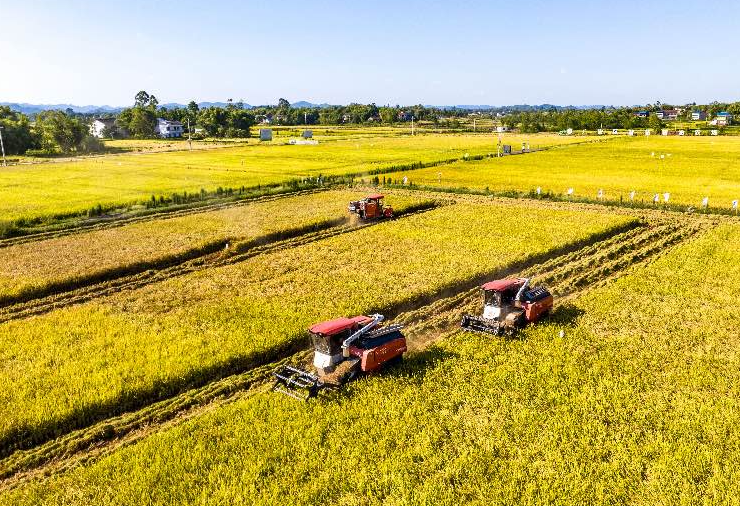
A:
0,126,6,166
304,111,308,124
411,116,415,136
473,118,476,132
187,118,192,150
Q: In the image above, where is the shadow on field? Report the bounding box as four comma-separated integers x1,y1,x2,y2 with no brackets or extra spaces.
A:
320,346,458,403
549,303,585,325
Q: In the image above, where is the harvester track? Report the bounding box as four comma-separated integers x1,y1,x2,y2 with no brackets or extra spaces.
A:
0,211,714,491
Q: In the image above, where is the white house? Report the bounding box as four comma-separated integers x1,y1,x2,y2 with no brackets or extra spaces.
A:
157,118,184,138
691,110,707,121
716,112,733,126
89,118,116,138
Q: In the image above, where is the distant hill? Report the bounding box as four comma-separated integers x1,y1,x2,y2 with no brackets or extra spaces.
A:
290,101,333,109
2,101,619,116
0,102,124,115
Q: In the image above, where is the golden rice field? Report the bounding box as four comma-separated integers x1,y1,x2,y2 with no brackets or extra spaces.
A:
5,222,738,505
386,135,740,209
0,201,630,455
0,190,427,304
4,128,740,505
0,133,583,222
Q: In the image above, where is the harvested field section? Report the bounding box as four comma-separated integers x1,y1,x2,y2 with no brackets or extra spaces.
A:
0,190,426,304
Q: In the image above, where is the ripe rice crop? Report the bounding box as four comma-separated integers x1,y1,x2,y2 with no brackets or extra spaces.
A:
7,223,738,505
0,190,424,304
0,133,582,223
0,202,631,454
384,136,740,209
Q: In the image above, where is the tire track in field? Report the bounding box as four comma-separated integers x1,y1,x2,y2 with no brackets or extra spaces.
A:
0,188,327,249
0,202,443,324
0,212,707,490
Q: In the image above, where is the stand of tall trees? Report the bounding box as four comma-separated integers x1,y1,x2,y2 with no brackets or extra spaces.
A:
0,107,37,155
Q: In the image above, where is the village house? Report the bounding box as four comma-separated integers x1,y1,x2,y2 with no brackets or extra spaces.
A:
634,110,649,118
715,112,733,126
397,111,412,121
655,110,679,121
157,118,184,138
691,110,707,121
89,118,116,138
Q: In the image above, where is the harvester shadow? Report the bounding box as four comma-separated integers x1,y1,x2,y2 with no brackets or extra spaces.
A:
502,303,585,342
318,346,458,403
549,303,585,325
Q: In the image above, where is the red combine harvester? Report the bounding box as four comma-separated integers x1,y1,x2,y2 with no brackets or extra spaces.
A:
461,278,553,335
273,314,406,400
348,194,394,220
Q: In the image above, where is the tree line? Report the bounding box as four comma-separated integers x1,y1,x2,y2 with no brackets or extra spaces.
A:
0,106,103,155
2,94,739,156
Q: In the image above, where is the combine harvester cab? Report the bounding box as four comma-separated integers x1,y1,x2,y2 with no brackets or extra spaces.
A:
273,314,406,400
348,194,394,220
461,278,553,335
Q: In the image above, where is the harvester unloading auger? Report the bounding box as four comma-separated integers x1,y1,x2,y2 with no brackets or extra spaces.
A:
273,314,406,400
461,277,553,335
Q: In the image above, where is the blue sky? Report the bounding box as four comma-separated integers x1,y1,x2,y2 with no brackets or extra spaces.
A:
0,0,737,106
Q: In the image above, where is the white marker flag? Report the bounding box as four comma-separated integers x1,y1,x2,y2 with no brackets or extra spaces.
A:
597,189,604,199
567,188,574,195
664,192,670,203
629,191,636,201
653,194,660,203
733,200,738,210
702,197,709,208
536,187,542,195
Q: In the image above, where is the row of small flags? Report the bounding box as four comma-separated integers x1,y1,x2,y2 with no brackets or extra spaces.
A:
597,128,720,136
537,185,739,210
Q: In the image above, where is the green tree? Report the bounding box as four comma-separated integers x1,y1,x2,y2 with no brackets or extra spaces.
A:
34,110,88,153
0,106,37,155
648,114,664,132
